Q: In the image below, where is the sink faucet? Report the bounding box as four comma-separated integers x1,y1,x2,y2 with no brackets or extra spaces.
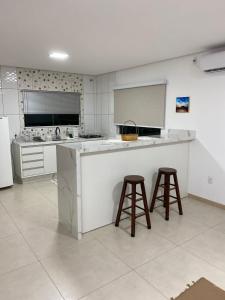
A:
55,127,60,138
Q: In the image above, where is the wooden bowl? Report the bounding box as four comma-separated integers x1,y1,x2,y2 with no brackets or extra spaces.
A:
121,134,138,141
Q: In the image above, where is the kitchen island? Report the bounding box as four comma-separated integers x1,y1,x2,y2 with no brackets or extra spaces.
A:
57,129,195,239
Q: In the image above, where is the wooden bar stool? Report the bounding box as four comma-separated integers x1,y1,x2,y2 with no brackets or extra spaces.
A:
115,175,151,237
150,168,183,221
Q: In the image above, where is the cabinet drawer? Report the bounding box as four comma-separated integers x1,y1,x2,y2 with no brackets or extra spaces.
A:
23,168,44,177
22,146,43,155
22,153,44,162
23,160,44,170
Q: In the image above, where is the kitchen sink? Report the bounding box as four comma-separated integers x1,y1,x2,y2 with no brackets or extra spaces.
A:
51,137,62,141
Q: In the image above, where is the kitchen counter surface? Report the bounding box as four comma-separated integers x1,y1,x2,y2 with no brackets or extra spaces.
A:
13,137,104,147
60,129,196,154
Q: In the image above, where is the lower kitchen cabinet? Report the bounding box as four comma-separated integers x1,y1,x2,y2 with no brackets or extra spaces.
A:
13,142,60,181
44,145,57,174
12,138,102,182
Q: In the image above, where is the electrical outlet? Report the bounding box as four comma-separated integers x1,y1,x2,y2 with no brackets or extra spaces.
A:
208,176,213,184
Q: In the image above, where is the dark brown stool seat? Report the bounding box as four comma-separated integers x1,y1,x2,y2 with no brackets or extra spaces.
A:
159,167,177,174
115,175,151,237
150,167,183,221
124,175,144,183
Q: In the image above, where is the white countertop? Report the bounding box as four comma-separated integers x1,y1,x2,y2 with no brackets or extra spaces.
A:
60,129,196,154
13,137,104,147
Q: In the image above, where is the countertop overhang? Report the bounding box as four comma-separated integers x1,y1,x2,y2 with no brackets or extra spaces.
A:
58,129,196,155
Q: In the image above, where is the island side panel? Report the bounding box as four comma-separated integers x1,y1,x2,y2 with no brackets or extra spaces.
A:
81,142,190,233
57,145,82,239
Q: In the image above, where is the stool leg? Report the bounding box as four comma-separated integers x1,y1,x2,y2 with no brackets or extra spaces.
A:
115,181,127,227
131,183,136,237
140,182,151,229
164,174,170,221
173,173,183,215
150,173,161,212
163,174,167,208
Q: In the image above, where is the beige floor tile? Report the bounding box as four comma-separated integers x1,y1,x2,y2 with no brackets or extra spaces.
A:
92,223,175,268
31,180,58,205
30,179,56,190
44,189,58,206
0,188,51,215
0,202,19,238
0,234,37,276
0,213,19,239
0,202,7,215
182,229,225,271
1,181,225,299
23,224,94,259
139,209,208,245
0,183,34,195
0,262,63,300
11,202,58,232
182,198,225,226
213,221,225,235
41,239,131,300
81,271,166,300
0,183,37,203
136,247,225,299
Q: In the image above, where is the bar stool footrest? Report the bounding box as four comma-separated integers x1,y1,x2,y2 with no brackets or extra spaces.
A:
125,192,143,197
122,210,146,219
126,196,143,202
122,205,145,212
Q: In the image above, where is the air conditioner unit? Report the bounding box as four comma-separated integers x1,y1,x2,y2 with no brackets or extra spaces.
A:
195,50,225,73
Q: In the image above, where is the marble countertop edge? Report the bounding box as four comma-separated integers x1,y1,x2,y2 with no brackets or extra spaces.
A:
59,131,195,155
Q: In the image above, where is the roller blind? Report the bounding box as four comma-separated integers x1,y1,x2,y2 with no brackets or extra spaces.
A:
23,90,80,114
114,84,166,127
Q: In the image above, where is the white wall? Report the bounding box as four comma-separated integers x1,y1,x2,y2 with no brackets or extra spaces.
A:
0,66,21,140
95,73,117,136
95,54,225,205
83,74,117,136
83,75,97,134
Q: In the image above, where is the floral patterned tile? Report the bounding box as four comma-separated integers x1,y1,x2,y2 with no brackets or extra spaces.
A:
15,67,84,136
59,73,73,92
33,70,49,90
46,72,61,91
17,68,33,90
70,74,83,93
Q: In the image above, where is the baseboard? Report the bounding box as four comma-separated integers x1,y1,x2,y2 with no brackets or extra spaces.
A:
14,174,56,184
188,193,225,210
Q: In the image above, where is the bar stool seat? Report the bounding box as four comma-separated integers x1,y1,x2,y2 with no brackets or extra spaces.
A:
158,167,177,174
115,175,151,237
150,167,183,221
124,175,144,183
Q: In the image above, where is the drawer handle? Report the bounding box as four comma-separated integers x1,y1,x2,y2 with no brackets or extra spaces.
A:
22,159,44,163
23,166,44,171
22,152,43,156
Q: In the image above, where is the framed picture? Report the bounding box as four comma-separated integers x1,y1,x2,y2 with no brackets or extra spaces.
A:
176,96,190,113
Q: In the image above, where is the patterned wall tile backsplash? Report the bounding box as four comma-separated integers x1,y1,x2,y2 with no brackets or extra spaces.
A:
17,68,82,92
0,65,115,140
16,67,84,137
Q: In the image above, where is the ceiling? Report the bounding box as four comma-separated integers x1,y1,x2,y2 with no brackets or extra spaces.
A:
0,0,225,75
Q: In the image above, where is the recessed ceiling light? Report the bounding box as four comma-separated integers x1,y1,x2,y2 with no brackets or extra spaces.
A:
49,52,69,60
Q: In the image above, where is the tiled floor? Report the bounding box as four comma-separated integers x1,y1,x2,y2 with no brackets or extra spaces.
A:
0,180,225,300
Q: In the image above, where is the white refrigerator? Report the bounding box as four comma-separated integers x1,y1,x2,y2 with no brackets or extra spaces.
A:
0,117,13,188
